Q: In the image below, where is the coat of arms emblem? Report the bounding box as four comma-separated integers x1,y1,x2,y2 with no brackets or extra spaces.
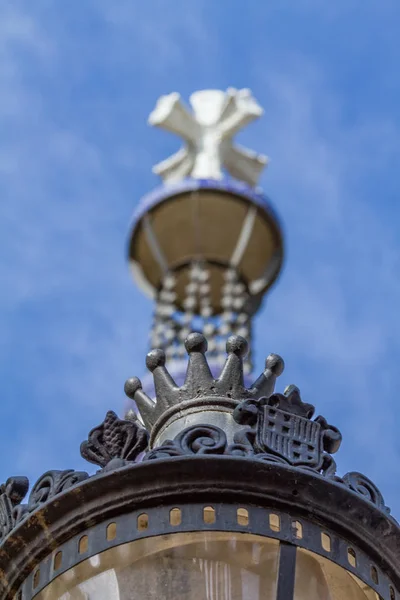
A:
234,385,342,476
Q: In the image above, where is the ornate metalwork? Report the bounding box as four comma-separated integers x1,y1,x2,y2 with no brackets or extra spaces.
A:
27,470,89,511
233,384,342,476
342,471,391,514
124,332,284,433
142,416,340,478
0,333,396,600
0,469,89,544
15,499,399,600
0,477,29,540
80,410,149,469
144,425,228,460
122,332,389,506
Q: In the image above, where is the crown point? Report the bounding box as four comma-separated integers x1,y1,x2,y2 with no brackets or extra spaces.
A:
226,335,248,357
124,377,142,399
266,353,285,376
284,384,299,396
146,349,166,372
185,332,208,354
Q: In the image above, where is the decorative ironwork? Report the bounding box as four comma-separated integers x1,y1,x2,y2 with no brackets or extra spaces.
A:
15,500,399,600
28,470,89,511
342,471,391,514
141,415,340,479
144,443,186,460
174,424,227,455
80,410,149,469
124,332,284,433
0,477,29,540
0,469,89,543
144,425,228,460
233,385,342,476
0,332,395,599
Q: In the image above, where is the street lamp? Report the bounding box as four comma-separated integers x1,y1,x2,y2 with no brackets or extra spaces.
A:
0,89,398,600
1,333,399,599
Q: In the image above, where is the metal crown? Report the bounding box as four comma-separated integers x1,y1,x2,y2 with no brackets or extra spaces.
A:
124,332,284,437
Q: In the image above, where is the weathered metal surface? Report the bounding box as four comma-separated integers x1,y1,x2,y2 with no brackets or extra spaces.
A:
1,458,399,599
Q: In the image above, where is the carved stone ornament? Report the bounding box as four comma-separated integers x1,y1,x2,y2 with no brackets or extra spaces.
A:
80,410,149,470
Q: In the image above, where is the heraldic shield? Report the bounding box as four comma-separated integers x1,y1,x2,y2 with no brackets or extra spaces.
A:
234,384,342,475
257,405,322,467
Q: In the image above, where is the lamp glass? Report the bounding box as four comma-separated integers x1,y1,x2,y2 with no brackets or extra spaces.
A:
294,548,380,600
36,532,380,600
37,532,279,600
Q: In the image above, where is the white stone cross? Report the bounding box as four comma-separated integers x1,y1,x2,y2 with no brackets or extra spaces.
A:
148,88,268,187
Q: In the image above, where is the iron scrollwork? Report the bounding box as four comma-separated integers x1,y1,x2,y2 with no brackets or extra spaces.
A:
144,425,228,461
342,472,391,515
28,470,89,512
0,477,29,540
0,469,90,540
142,385,342,478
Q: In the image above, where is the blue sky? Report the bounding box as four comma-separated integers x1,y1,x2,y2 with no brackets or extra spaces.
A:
1,0,400,515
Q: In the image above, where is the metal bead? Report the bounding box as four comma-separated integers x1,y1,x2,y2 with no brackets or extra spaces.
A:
224,269,237,282
199,284,210,296
186,282,198,294
183,297,197,310
233,298,245,310
221,296,233,309
163,274,176,289
200,306,212,318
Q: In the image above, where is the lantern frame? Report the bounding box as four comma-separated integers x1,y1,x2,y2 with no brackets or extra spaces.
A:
1,456,399,600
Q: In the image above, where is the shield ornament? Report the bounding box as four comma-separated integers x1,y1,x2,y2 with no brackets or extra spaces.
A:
256,405,322,467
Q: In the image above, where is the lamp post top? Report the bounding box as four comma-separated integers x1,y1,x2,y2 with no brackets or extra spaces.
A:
1,89,398,600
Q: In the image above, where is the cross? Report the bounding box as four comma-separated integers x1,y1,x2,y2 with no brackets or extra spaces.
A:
148,88,268,187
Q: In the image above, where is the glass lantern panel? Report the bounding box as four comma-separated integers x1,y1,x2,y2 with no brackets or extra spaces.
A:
294,549,380,600
36,532,279,600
